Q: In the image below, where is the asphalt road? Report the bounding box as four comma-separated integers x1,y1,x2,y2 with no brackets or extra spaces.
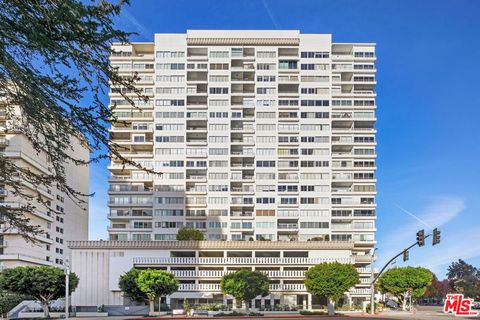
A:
71,306,480,320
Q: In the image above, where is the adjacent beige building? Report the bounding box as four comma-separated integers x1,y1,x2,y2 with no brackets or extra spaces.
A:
0,105,89,268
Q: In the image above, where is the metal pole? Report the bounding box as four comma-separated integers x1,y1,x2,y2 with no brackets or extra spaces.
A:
65,258,70,320
370,248,377,315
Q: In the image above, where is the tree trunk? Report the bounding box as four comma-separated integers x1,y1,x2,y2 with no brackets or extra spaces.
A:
401,295,407,311
41,301,49,319
327,299,335,316
244,300,249,314
149,299,155,316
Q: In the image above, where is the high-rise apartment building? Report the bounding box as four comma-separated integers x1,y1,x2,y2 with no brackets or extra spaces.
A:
0,106,89,268
108,30,376,245
77,30,377,310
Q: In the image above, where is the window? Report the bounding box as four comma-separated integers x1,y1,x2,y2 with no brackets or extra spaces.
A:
257,75,276,82
156,63,184,70
300,100,329,106
209,87,229,94
278,60,298,69
154,209,184,216
155,136,184,143
257,87,276,94
300,222,329,228
256,160,275,167
154,234,176,240
301,64,329,70
280,197,297,204
256,185,276,192
300,112,329,119
209,112,228,118
256,222,275,228
155,197,184,204
256,112,276,119
301,51,329,58
209,185,228,192
257,63,276,70
256,210,275,216
209,75,229,82
278,185,298,192
210,63,229,70
256,124,276,131
209,51,229,58
257,51,276,58
256,197,275,204
156,51,185,58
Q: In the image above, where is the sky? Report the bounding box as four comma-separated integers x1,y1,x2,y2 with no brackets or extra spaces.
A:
88,0,480,278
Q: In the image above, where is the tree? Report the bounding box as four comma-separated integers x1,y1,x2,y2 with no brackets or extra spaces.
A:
220,269,270,313
376,266,432,311
0,0,148,241
304,262,359,315
118,268,147,304
446,259,479,298
0,266,79,318
424,274,453,299
137,269,178,316
0,290,28,318
176,227,204,241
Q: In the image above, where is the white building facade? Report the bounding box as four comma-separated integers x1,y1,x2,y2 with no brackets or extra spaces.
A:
70,240,374,310
73,30,377,311
108,30,377,244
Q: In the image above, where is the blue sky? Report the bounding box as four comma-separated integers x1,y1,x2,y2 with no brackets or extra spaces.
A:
88,0,480,278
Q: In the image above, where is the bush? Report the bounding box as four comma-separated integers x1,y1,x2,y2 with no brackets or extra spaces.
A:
335,305,360,311
0,291,28,318
299,310,328,315
366,301,383,313
214,311,263,317
176,227,204,240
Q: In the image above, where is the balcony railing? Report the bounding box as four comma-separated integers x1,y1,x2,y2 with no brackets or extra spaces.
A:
177,283,307,292
171,270,306,278
133,256,353,265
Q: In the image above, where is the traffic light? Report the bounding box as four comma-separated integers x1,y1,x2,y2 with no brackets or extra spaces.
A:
416,229,425,246
433,228,441,246
403,250,409,262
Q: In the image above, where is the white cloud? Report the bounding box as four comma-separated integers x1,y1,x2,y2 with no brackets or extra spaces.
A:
261,0,280,29
119,9,152,41
377,196,466,272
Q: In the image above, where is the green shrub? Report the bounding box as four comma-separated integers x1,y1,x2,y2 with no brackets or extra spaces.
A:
299,310,328,315
214,311,263,317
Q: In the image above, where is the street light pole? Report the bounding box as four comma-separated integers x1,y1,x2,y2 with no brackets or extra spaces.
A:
370,248,377,315
64,258,70,320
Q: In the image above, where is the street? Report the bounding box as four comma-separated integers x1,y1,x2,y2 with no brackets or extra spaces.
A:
70,306,480,320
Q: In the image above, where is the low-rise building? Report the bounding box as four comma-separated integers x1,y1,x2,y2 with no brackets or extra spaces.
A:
69,240,373,310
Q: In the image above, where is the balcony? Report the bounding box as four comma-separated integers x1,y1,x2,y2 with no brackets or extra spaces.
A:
230,185,254,193
171,270,306,278
277,223,299,230
133,256,353,266
109,185,153,193
176,283,306,292
230,210,254,218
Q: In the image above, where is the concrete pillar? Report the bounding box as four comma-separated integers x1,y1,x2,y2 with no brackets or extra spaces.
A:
307,294,312,310
302,295,307,310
